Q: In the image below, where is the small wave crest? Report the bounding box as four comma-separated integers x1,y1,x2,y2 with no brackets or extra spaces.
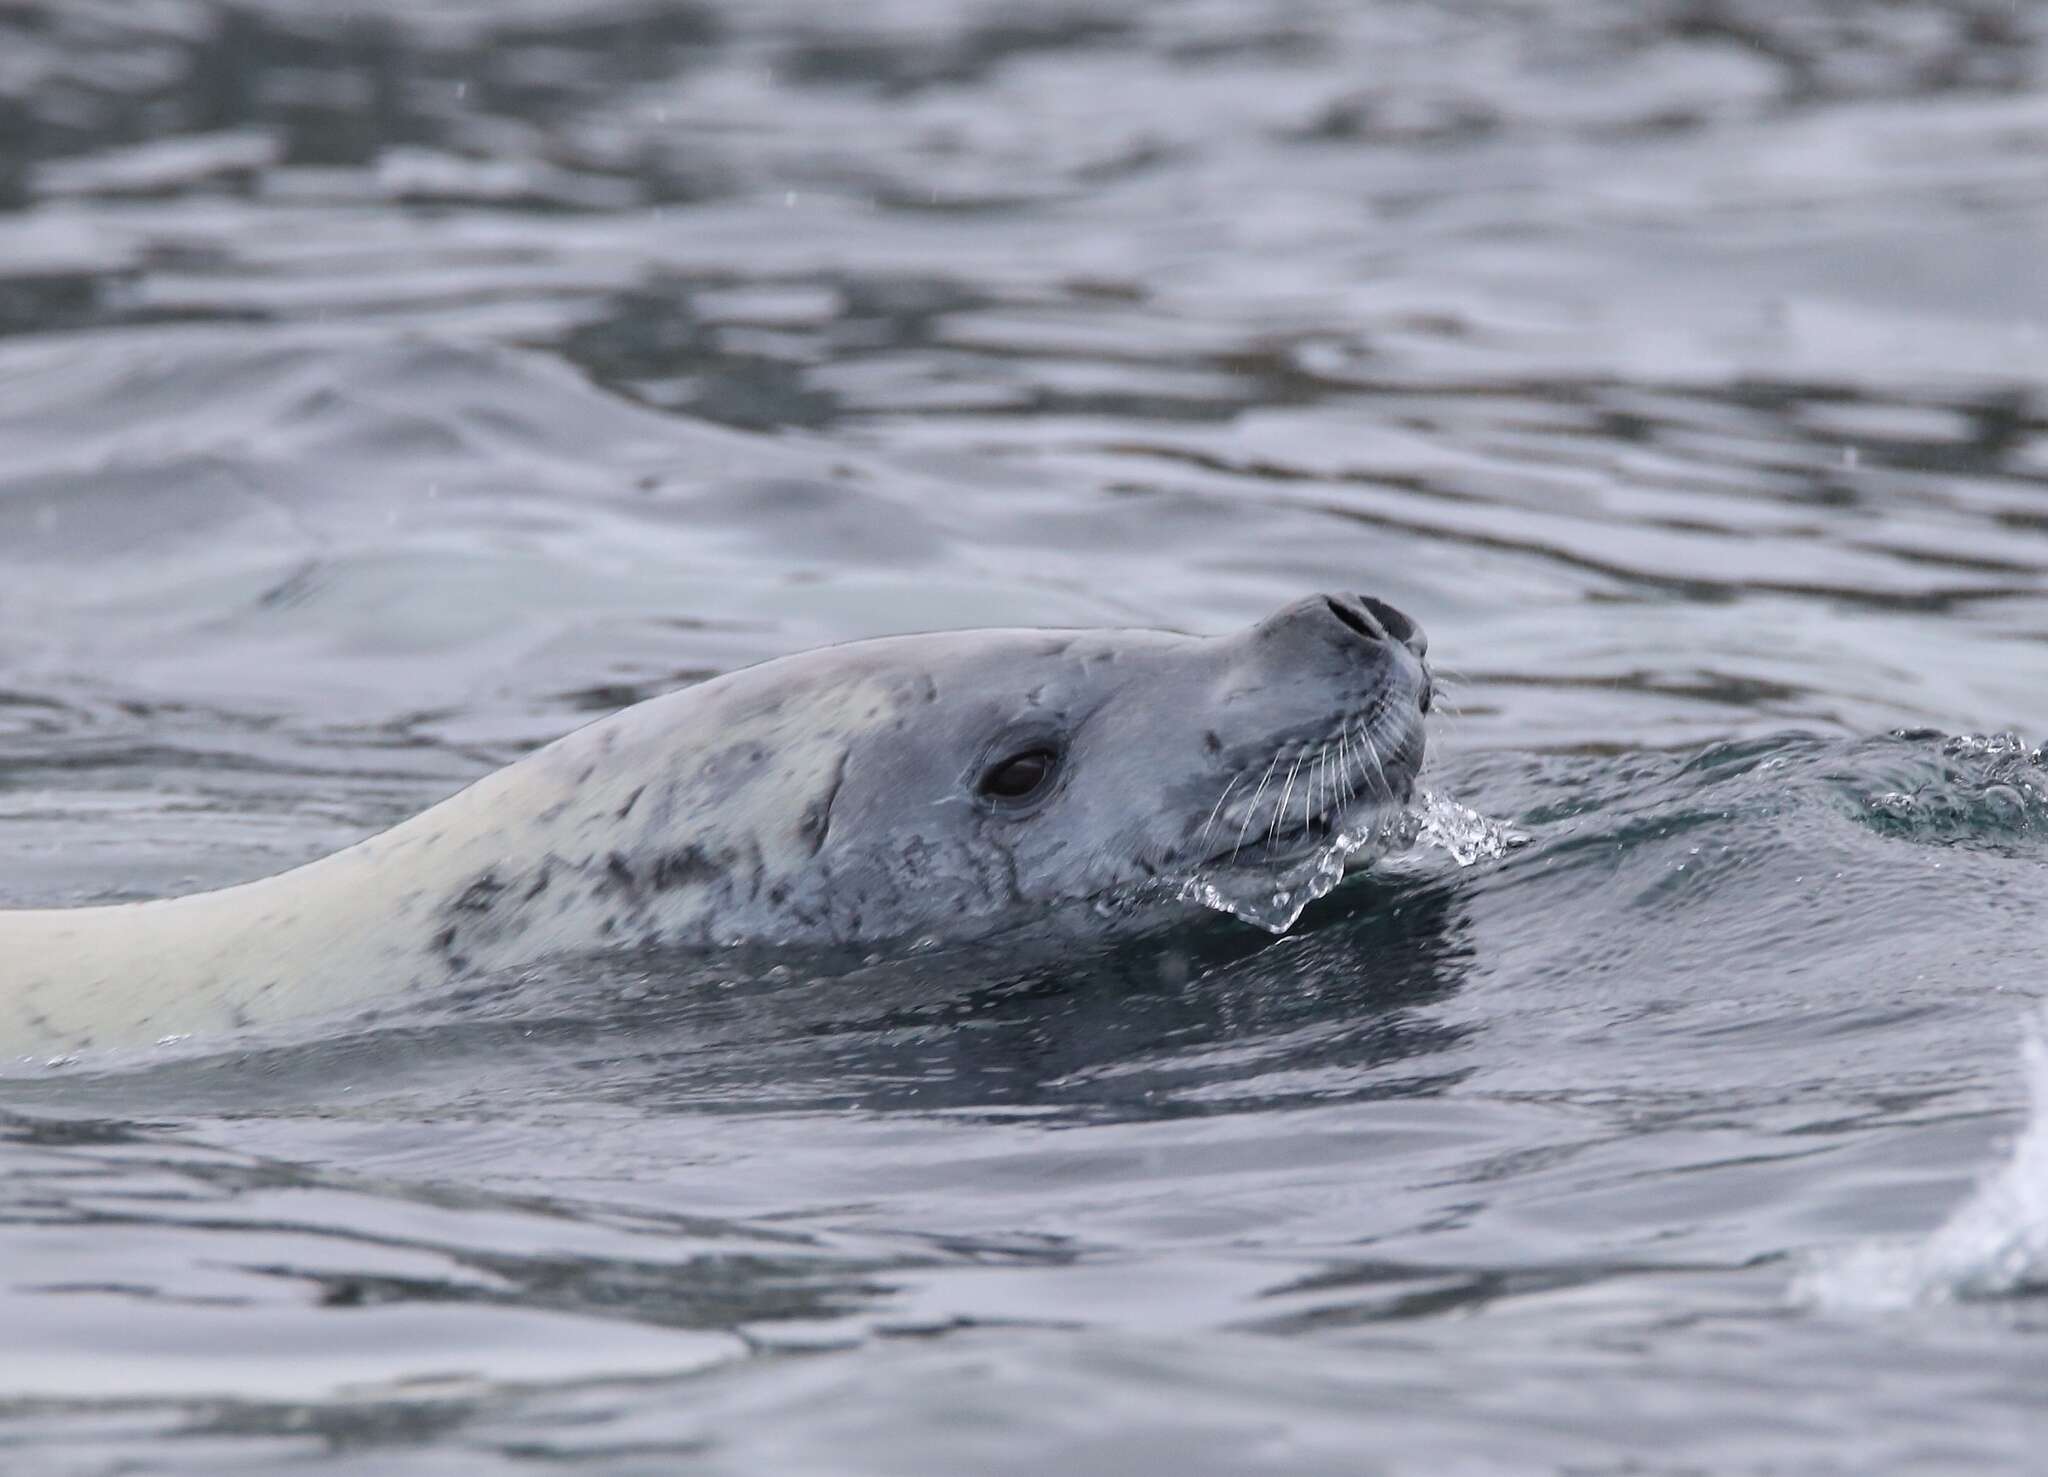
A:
1796,1006,2048,1312
1177,791,1523,933
1860,732,2048,849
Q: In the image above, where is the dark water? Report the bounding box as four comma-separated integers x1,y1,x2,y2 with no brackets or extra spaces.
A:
4,1,2048,1470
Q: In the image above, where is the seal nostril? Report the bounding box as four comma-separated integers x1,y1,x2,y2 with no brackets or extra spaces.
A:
1356,595,1427,661
1322,594,1428,661
1323,596,1386,642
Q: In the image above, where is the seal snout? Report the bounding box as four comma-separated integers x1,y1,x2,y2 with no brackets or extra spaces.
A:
1320,592,1428,663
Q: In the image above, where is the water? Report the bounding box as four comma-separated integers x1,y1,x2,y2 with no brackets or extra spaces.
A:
1801,1006,2048,1313
3,0,2047,1469
1181,793,1522,934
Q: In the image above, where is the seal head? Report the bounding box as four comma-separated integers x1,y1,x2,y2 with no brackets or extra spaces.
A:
771,591,1432,940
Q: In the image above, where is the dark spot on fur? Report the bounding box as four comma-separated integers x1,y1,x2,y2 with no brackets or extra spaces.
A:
606,852,635,889
650,846,724,890
741,837,766,902
524,864,552,901
768,884,788,905
617,785,646,819
799,749,850,856
428,923,473,974
1203,730,1222,754
453,872,504,912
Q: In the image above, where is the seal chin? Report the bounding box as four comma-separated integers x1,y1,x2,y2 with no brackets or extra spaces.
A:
1200,782,1408,874
1204,794,1384,876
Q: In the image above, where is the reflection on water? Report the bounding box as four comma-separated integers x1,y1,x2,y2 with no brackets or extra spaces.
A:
3,2,2048,1473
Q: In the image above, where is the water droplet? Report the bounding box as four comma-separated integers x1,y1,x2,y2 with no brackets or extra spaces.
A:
1175,791,1520,932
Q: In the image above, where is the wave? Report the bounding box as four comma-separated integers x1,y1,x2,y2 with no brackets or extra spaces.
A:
1798,1004,2048,1310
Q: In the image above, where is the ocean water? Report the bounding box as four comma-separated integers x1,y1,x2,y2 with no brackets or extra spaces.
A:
2,1,2046,1470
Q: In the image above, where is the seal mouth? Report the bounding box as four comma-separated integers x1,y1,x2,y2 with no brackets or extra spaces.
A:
1192,696,1424,873
1203,781,1398,873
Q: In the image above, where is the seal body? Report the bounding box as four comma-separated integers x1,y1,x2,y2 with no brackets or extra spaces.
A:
2,594,1432,1052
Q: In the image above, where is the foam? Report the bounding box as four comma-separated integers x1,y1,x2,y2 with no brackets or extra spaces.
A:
1798,1006,2048,1311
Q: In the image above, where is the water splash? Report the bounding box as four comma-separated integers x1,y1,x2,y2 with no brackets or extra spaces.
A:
1796,1006,2048,1312
1937,732,2041,762
1862,732,2048,847
1411,790,1525,867
1174,811,1394,934
1178,791,1522,933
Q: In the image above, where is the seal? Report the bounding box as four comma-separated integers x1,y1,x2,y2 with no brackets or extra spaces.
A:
1,593,1430,1053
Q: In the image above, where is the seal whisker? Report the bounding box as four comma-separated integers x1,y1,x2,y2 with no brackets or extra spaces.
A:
1359,720,1390,801
1269,753,1305,848
1232,753,1283,863
1310,741,1327,835
1196,772,1243,854
1306,746,1321,835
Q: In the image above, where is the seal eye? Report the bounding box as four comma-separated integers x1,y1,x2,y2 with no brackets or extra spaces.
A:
978,746,1059,804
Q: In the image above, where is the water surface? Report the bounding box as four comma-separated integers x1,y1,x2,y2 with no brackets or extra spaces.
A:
3,2,2046,1471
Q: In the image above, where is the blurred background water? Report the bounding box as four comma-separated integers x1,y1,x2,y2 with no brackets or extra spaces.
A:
2,1,2046,1471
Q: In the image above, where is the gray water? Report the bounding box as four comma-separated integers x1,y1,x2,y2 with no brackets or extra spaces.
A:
3,1,2047,1471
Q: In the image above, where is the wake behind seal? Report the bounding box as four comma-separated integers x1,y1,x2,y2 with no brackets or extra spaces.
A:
0,593,1433,1053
